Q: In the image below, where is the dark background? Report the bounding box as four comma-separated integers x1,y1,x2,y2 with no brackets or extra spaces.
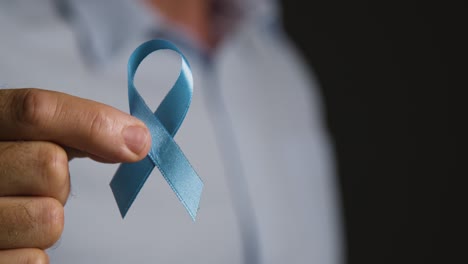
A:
281,1,463,264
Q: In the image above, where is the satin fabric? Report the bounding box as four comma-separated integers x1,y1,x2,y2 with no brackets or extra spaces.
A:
110,40,203,220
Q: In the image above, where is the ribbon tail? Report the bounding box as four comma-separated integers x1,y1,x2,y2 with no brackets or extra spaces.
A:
110,157,155,218
152,136,204,221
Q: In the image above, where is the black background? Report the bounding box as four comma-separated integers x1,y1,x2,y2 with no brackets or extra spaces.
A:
281,1,463,264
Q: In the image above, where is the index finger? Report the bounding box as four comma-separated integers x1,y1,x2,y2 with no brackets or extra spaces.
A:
0,88,151,163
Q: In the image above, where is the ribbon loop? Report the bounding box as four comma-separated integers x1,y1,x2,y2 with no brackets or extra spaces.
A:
110,39,203,221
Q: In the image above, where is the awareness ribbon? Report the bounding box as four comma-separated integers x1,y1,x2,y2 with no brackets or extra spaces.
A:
110,39,203,221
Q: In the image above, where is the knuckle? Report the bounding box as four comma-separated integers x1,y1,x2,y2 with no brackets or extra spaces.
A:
0,204,31,246
20,249,49,264
0,141,21,168
0,199,63,249
15,89,55,128
38,143,70,203
0,199,36,247
88,111,111,139
38,198,64,249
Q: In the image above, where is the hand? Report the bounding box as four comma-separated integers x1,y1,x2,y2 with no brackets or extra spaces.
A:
0,88,151,263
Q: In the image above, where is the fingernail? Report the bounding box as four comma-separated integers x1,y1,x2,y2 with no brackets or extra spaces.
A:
122,125,150,155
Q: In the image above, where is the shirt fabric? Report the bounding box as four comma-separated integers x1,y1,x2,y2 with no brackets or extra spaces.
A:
0,0,343,263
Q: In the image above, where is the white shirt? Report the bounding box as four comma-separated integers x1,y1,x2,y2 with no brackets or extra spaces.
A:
0,1,343,263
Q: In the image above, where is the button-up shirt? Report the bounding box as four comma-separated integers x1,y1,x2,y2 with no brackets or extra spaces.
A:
0,0,343,263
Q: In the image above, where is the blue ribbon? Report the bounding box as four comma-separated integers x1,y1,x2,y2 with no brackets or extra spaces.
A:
110,39,203,221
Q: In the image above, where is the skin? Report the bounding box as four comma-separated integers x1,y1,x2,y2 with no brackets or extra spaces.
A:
144,0,219,50
0,88,151,263
0,2,212,263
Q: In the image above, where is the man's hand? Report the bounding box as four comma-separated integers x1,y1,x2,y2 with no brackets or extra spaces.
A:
0,88,151,263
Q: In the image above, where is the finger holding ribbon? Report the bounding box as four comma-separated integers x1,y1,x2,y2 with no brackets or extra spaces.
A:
0,39,200,264
0,88,151,263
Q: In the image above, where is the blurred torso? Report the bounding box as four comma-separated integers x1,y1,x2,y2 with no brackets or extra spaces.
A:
0,1,342,263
